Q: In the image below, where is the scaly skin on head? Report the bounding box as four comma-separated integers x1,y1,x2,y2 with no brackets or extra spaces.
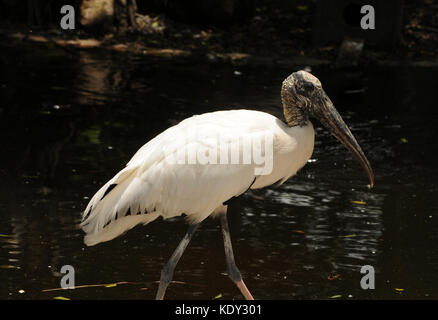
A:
281,71,321,127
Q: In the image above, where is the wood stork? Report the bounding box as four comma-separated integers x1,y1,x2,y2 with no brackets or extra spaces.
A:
80,70,374,300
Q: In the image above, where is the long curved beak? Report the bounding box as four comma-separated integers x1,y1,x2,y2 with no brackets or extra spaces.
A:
312,90,374,188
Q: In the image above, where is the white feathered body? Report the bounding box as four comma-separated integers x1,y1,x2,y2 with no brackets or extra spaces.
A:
81,110,315,246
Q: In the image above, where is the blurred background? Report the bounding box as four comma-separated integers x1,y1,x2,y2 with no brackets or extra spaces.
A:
0,0,437,300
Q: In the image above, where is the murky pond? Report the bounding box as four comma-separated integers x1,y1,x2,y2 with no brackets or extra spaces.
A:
0,38,437,300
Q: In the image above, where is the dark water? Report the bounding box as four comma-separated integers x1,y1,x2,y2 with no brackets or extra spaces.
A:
0,39,437,300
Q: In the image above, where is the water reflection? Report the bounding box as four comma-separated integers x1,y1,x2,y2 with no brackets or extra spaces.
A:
0,39,437,299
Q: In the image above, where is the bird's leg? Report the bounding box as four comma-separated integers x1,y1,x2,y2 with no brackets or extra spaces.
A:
155,222,200,300
219,208,254,300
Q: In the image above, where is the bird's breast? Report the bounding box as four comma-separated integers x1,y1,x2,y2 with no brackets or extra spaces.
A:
252,121,315,189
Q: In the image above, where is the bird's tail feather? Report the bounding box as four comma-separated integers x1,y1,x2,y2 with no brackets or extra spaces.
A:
80,166,159,246
81,167,134,228
83,212,160,246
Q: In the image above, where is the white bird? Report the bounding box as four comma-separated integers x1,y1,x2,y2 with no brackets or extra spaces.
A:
80,70,374,300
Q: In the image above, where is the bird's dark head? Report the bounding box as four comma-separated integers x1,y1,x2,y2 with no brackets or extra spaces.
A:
282,70,374,188
281,70,323,126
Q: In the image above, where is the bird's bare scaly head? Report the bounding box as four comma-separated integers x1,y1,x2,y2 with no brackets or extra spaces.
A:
281,70,322,127
281,70,374,188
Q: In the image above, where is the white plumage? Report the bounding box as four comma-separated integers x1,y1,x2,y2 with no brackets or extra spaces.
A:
81,109,315,246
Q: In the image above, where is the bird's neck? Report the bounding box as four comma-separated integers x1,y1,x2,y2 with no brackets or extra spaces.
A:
283,105,308,127
282,93,308,127
281,83,310,127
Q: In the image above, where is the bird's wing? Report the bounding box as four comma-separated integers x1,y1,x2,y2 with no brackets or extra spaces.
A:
80,110,280,245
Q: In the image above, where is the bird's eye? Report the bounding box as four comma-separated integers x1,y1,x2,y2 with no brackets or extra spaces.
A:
297,82,315,95
303,82,314,91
